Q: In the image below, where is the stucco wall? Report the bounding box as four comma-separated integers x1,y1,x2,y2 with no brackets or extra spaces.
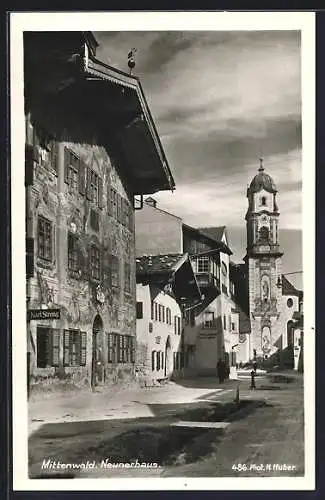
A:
26,114,136,393
135,203,183,256
136,283,182,385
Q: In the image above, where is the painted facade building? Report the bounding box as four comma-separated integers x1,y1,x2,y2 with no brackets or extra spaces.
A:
135,254,201,385
24,32,175,395
245,161,302,363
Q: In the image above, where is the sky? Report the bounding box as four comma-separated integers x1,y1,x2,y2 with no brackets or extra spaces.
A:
95,30,302,288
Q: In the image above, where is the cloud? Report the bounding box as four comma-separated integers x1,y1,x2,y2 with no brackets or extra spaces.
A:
95,29,302,256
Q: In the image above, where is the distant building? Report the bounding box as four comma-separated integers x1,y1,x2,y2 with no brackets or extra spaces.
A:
24,32,175,395
135,199,244,376
245,161,303,364
135,254,201,385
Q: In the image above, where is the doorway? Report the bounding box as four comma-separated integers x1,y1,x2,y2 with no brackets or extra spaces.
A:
164,336,172,377
91,314,104,390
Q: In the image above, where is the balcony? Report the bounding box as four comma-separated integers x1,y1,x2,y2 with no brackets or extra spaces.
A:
195,272,220,290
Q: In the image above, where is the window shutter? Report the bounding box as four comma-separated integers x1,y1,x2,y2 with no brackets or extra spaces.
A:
107,333,112,363
86,168,92,200
107,183,111,215
79,161,86,196
131,337,135,363
51,140,58,174
63,329,70,366
64,148,70,184
80,331,87,366
25,144,35,186
51,328,60,367
26,237,34,278
98,177,103,209
102,248,110,289
136,302,143,319
90,209,99,232
128,205,134,231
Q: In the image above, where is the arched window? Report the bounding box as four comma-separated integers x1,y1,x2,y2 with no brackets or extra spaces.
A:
259,226,269,242
261,196,266,206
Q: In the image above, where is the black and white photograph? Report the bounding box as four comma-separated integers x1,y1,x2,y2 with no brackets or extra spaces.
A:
10,11,315,491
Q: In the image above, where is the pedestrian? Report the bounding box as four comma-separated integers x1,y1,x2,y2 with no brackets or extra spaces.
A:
217,358,224,384
253,360,257,372
250,369,256,390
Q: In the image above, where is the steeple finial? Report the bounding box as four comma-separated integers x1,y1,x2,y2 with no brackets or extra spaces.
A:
258,157,264,172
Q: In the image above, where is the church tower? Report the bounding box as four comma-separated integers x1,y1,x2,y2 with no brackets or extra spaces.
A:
245,159,284,360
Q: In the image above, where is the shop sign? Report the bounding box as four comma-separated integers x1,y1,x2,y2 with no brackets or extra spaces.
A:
27,309,60,320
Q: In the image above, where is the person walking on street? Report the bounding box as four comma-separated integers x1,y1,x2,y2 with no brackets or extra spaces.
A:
217,358,225,384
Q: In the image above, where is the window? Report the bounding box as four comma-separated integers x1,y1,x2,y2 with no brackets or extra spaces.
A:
223,315,227,330
63,329,87,366
197,256,209,273
108,334,134,363
260,196,266,206
90,244,100,280
38,216,53,261
232,322,236,331
158,304,162,322
174,316,181,335
287,298,293,308
156,351,161,371
165,307,171,325
64,149,80,188
107,333,116,363
68,233,78,272
221,262,228,277
161,352,164,370
259,226,269,242
122,198,130,227
151,301,154,320
203,311,215,329
89,170,99,205
154,302,158,321
124,262,131,293
111,255,119,287
136,302,143,319
34,125,57,171
110,188,117,218
152,350,156,371
162,305,165,323
37,327,60,368
90,209,99,232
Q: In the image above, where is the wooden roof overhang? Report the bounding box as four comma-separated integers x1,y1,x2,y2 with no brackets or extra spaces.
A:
24,31,175,195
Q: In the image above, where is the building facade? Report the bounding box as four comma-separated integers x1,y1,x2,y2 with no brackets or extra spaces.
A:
245,161,302,363
24,32,175,395
135,254,201,385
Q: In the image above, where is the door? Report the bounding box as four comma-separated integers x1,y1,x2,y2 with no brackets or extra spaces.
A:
165,336,172,377
91,314,103,390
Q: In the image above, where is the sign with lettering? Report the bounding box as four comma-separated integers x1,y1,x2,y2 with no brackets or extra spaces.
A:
27,309,61,320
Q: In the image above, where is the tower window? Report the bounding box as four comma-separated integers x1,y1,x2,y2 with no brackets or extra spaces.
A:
259,226,269,242
287,298,293,308
261,196,266,206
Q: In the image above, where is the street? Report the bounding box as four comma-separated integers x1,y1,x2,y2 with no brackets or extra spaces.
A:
28,372,304,478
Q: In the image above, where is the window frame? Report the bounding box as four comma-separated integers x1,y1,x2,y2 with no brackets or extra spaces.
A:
90,243,100,281
37,215,53,262
203,311,215,329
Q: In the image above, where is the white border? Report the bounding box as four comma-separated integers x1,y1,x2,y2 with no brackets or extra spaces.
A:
10,11,315,491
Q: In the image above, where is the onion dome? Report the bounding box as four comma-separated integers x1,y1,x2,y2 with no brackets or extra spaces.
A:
248,159,277,194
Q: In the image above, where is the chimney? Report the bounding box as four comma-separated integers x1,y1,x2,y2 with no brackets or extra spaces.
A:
145,197,157,208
